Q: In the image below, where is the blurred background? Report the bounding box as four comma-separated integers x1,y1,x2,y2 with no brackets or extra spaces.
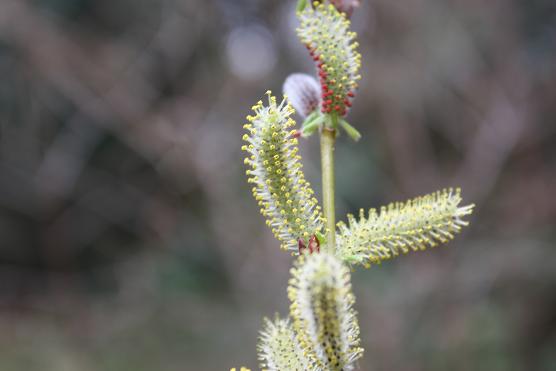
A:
0,0,555,370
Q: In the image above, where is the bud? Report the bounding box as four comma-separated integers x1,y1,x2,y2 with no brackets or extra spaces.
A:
242,92,324,252
288,253,363,370
297,3,362,117
283,73,321,118
336,188,475,267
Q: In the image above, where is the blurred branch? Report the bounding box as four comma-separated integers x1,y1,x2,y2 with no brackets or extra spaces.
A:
0,0,201,200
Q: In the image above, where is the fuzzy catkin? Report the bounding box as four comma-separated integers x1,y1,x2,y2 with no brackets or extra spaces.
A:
297,2,362,116
258,317,315,371
288,253,363,371
336,188,475,267
242,92,323,251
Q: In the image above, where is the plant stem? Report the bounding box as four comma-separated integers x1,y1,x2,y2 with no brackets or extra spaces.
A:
320,125,336,250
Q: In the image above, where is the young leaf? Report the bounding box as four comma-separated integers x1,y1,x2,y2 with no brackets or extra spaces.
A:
339,119,362,141
296,0,308,13
301,114,325,137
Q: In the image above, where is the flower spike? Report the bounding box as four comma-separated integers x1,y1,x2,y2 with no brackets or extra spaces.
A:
336,188,475,267
297,2,362,117
242,92,324,251
288,252,363,371
258,317,316,371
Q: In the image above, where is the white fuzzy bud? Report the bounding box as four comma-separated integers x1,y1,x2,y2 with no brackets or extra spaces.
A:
283,73,321,118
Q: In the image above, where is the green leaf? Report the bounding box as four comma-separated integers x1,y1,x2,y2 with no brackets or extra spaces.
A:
296,0,308,13
315,231,327,246
301,110,319,127
301,114,325,137
339,119,362,142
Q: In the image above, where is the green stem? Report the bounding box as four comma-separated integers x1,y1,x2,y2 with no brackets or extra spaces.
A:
320,124,336,250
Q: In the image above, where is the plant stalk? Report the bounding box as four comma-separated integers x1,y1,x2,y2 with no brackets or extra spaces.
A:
320,125,336,250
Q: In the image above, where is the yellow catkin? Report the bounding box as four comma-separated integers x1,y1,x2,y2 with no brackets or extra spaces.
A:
288,253,363,371
336,188,475,267
258,317,315,371
242,92,323,251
